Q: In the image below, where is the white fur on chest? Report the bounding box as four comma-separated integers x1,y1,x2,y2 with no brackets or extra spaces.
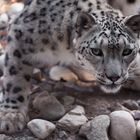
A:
30,47,77,67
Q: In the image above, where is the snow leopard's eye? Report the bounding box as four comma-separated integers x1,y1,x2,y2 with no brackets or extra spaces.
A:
90,48,103,56
122,48,133,56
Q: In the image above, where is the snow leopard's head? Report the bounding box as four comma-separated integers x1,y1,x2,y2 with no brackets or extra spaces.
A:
74,11,140,93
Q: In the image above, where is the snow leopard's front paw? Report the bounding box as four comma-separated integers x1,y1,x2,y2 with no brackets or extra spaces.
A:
0,109,28,134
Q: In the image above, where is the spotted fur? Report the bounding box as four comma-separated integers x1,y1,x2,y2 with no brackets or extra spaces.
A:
0,0,140,134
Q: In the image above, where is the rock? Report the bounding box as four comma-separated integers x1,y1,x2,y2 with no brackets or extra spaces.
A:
0,134,39,140
131,110,140,120
110,111,136,140
109,102,130,112
0,90,3,103
79,120,91,137
123,100,139,110
8,2,24,18
27,119,56,139
79,115,110,140
136,120,140,138
32,93,65,121
58,131,68,139
70,105,85,115
0,13,9,29
62,96,75,106
67,136,78,140
58,105,88,132
49,66,78,81
137,100,140,106
0,134,12,140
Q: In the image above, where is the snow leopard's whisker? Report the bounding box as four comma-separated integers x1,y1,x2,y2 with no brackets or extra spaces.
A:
128,74,140,78
128,67,140,72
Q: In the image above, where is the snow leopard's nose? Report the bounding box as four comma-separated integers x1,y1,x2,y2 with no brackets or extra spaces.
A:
104,58,122,83
106,74,120,82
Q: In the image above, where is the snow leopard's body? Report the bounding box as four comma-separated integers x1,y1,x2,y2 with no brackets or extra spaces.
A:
0,0,140,133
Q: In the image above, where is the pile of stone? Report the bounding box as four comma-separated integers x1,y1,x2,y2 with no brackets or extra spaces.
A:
27,106,140,140
26,92,140,140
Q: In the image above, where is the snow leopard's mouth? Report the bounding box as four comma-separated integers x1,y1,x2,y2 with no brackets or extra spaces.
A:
100,83,122,93
96,75,128,93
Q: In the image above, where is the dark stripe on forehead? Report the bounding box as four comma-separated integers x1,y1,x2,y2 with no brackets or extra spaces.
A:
100,39,104,47
99,32,108,38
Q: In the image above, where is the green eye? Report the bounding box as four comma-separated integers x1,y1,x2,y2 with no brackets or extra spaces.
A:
91,48,103,56
122,49,133,56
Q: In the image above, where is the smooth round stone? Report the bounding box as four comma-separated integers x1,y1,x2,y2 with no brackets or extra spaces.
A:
123,100,139,110
8,3,24,16
136,120,140,138
27,119,56,139
62,96,75,106
58,105,88,132
131,110,140,120
32,93,65,121
79,115,110,140
0,13,9,28
110,111,136,140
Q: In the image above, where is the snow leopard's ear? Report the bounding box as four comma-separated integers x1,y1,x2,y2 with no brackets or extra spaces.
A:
125,15,140,35
76,12,95,36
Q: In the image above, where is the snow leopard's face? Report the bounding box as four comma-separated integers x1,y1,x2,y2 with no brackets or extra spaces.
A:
74,12,140,93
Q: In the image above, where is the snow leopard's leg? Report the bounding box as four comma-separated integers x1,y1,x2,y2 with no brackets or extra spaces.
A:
0,30,33,134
